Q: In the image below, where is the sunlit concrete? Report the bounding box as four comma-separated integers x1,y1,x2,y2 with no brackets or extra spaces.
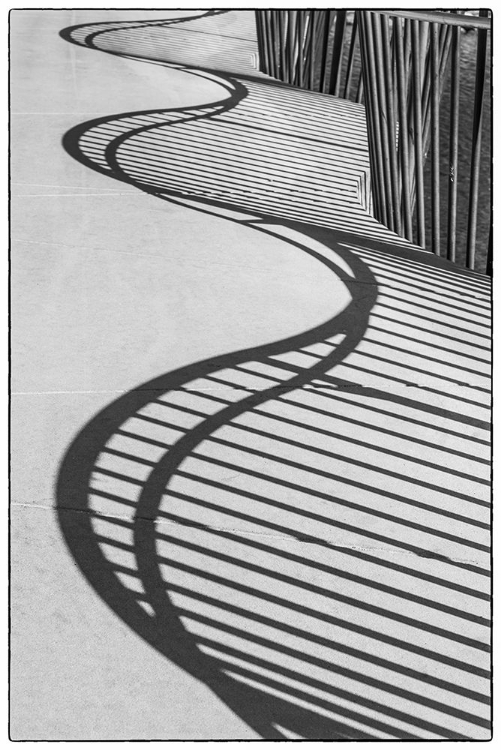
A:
11,9,491,741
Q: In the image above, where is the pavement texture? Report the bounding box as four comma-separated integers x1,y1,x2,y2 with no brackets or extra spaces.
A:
11,9,491,740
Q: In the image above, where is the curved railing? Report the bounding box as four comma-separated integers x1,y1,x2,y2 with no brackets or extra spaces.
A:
255,10,492,274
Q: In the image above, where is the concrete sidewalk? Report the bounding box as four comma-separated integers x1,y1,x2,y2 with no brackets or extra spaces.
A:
11,10,491,740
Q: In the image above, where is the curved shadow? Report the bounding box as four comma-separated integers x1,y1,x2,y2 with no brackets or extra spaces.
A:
56,12,491,740
58,9,229,48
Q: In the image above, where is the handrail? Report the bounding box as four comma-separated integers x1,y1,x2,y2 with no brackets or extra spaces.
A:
255,10,492,274
378,10,491,29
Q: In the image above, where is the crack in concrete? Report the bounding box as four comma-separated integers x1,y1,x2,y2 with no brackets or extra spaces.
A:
13,503,487,566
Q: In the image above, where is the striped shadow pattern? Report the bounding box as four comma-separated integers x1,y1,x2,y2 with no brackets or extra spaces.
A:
58,12,491,740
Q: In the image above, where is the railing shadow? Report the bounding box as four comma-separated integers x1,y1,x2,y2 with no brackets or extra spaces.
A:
56,12,491,740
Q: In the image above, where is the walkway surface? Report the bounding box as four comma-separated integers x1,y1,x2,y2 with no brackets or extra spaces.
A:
11,10,491,741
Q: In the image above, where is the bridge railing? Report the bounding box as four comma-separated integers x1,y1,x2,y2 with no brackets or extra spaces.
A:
255,10,492,275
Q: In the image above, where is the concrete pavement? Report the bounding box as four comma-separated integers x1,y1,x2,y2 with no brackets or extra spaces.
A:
11,10,491,740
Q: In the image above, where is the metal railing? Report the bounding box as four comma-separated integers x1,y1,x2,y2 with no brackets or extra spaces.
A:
255,10,492,274
255,11,364,99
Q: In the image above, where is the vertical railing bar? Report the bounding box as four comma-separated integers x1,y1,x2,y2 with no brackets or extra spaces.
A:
422,23,452,164
356,12,366,104
371,12,394,230
419,19,434,172
486,222,492,276
294,11,303,87
305,11,316,87
391,15,398,107
268,10,280,78
419,20,430,110
287,10,297,86
276,10,287,80
430,21,441,255
344,13,358,100
275,10,286,81
390,15,403,218
269,10,279,79
285,11,292,83
261,11,274,78
262,12,273,76
466,12,489,270
303,10,315,88
256,11,267,75
486,16,493,276
439,23,453,79
437,25,453,104
262,11,271,77
355,72,364,103
412,19,426,247
381,14,402,236
420,19,428,61
329,10,347,96
403,15,412,76
254,12,266,73
394,16,413,240
296,10,304,87
359,11,387,223
320,11,332,93
316,10,326,92
301,12,313,88
356,12,378,211
358,12,380,215
404,18,417,213
313,11,327,92
286,11,293,83
269,11,279,79
420,26,434,156
337,11,348,97
447,25,460,263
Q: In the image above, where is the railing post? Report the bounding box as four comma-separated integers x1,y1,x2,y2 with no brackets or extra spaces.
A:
430,22,441,255
447,25,461,263
394,17,413,241
466,10,489,270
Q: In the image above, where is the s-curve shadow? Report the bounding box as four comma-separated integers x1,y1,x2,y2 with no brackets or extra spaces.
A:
56,12,491,740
